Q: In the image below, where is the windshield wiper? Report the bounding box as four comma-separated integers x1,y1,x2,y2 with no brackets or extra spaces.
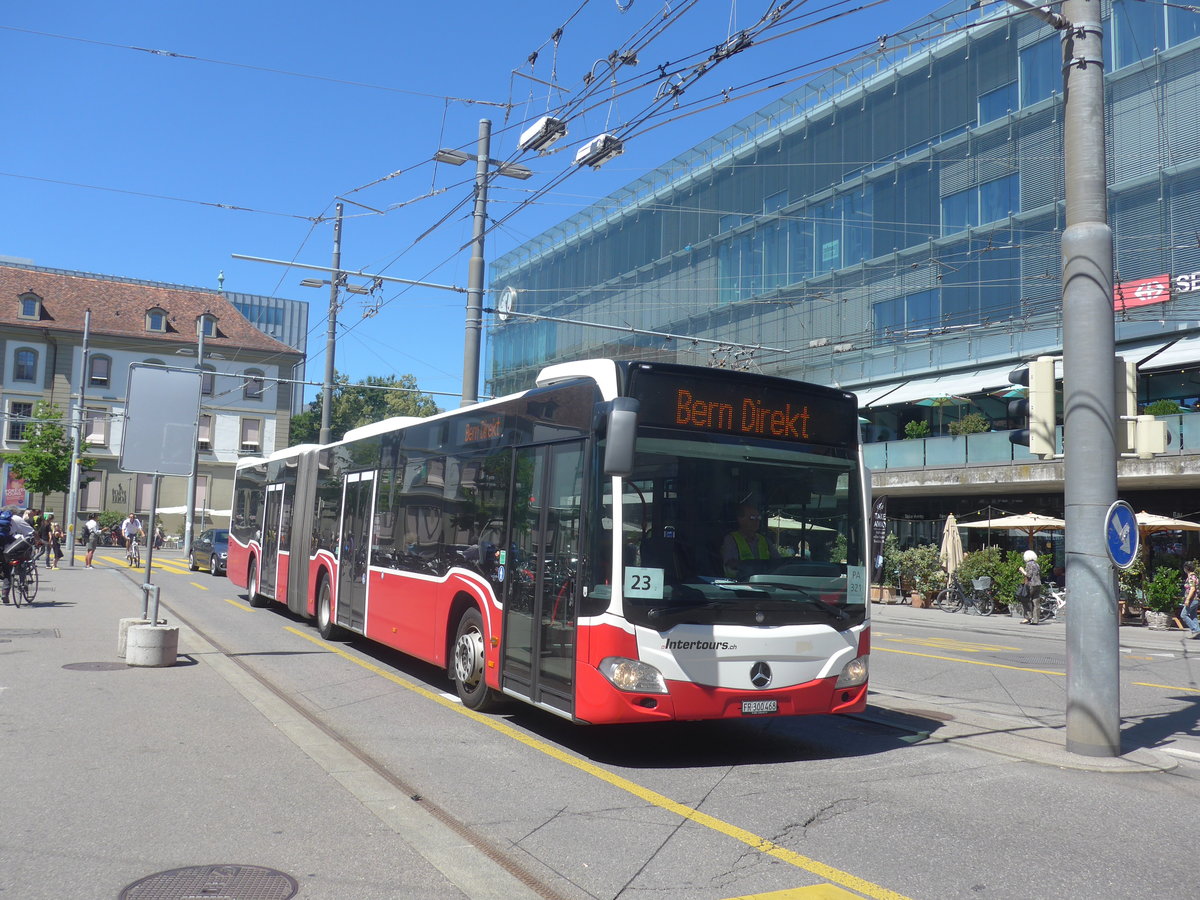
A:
746,589,849,621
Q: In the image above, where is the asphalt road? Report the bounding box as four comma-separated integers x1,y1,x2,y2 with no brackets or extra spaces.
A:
12,551,1195,900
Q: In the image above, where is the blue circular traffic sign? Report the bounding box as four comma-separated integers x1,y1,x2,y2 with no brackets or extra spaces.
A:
1105,501,1139,569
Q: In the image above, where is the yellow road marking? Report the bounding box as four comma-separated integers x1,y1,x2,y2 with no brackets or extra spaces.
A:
727,887,865,899
878,636,1019,654
1133,682,1200,694
222,597,251,612
875,646,1064,677
190,582,209,591
284,626,910,900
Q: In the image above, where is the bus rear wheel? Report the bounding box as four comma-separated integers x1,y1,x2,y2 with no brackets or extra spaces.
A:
453,607,497,711
247,563,268,608
317,578,345,641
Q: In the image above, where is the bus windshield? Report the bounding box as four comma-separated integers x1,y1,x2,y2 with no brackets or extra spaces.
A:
614,432,865,631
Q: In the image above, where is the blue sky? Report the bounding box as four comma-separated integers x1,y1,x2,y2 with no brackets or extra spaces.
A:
4,0,932,405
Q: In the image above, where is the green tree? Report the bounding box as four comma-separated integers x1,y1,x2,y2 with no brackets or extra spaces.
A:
291,372,440,444
3,401,97,506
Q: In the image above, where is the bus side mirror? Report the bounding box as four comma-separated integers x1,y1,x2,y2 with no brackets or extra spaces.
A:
603,398,639,478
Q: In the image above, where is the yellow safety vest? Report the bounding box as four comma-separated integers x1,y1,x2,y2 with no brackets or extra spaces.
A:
731,531,770,560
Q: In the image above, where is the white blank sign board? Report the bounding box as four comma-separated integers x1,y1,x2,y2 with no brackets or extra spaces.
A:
119,364,203,476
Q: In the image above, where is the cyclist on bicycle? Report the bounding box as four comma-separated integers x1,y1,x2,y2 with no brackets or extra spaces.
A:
1,508,36,604
121,512,144,553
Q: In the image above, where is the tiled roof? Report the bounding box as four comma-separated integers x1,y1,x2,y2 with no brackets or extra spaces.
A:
0,264,303,359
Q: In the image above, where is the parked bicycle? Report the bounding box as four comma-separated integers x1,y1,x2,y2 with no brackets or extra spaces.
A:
936,574,994,615
1038,581,1066,622
6,555,39,607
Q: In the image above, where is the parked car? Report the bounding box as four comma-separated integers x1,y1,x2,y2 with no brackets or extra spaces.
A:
189,528,229,576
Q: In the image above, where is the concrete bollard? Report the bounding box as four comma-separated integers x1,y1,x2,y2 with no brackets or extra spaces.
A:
117,618,150,658
125,624,179,667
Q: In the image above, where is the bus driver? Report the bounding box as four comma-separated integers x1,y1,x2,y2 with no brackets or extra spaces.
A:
722,502,778,578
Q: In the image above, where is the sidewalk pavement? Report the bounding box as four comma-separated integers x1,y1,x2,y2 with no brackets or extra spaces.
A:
869,594,1200,655
866,597,1197,773
0,560,543,900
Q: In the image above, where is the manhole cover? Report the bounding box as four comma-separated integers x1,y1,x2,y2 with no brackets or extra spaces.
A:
0,628,60,638
119,865,298,899
62,662,128,671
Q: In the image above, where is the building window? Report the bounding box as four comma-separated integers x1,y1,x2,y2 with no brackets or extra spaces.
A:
873,289,939,341
146,308,167,333
240,417,262,452
1019,35,1060,108
80,470,102,511
978,82,1016,126
89,355,111,388
1113,0,1163,70
201,365,215,397
7,401,33,441
13,348,37,383
198,413,212,451
243,370,265,401
84,407,109,447
763,190,788,214
18,293,41,319
201,316,217,338
136,475,155,513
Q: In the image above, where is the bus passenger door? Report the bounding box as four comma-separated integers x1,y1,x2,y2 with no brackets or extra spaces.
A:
501,442,584,716
337,472,375,633
259,483,285,598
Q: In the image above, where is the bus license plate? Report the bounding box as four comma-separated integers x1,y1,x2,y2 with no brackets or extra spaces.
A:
741,699,778,716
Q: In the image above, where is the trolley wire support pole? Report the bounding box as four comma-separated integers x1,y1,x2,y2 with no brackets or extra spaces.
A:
65,308,91,567
320,202,344,445
183,314,209,557
1059,0,1121,757
462,119,492,407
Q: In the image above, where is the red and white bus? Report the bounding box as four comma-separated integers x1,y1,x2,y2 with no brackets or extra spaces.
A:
228,359,870,724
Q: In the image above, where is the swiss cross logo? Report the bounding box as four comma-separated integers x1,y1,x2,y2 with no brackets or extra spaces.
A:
1114,274,1171,310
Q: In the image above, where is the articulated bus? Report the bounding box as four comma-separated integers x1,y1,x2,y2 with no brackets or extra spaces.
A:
228,359,870,724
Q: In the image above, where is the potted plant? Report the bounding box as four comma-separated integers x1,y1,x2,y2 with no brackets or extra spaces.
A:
1143,567,1182,630
899,543,943,607
948,412,990,436
904,420,931,440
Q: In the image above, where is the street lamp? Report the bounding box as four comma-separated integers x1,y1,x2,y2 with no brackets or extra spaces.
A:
435,119,532,405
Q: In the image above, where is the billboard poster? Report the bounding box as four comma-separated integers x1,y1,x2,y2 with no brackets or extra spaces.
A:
871,495,888,584
3,463,29,509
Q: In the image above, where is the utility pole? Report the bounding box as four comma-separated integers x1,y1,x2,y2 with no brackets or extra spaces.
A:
320,203,344,444
183,313,208,556
462,120,491,406
1004,0,1118,756
435,121,531,405
1059,0,1120,758
65,309,91,566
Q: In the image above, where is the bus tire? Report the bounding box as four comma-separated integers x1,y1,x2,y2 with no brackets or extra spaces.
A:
247,563,268,608
317,577,345,641
452,607,497,711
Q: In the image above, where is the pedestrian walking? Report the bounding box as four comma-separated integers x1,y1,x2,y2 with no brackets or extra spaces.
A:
37,514,54,570
1019,549,1042,625
84,514,100,568
48,515,63,569
1180,561,1200,638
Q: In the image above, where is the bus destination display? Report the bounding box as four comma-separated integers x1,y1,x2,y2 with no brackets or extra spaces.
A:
630,368,856,447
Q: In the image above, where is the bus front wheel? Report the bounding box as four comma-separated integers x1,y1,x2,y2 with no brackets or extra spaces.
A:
453,607,497,711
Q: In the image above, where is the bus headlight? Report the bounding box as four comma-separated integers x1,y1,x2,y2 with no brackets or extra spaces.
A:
599,657,668,694
834,655,869,688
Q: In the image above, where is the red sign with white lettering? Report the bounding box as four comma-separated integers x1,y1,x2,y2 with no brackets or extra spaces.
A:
1114,274,1171,310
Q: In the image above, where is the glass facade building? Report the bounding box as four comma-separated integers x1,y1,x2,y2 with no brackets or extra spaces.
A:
488,0,1200,412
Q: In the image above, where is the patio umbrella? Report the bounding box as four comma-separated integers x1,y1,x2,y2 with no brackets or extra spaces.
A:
959,512,1066,548
914,394,970,432
1134,511,1200,534
939,513,964,579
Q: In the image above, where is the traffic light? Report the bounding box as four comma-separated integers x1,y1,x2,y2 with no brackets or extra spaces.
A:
1115,358,1170,459
1115,359,1137,454
1008,356,1056,457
